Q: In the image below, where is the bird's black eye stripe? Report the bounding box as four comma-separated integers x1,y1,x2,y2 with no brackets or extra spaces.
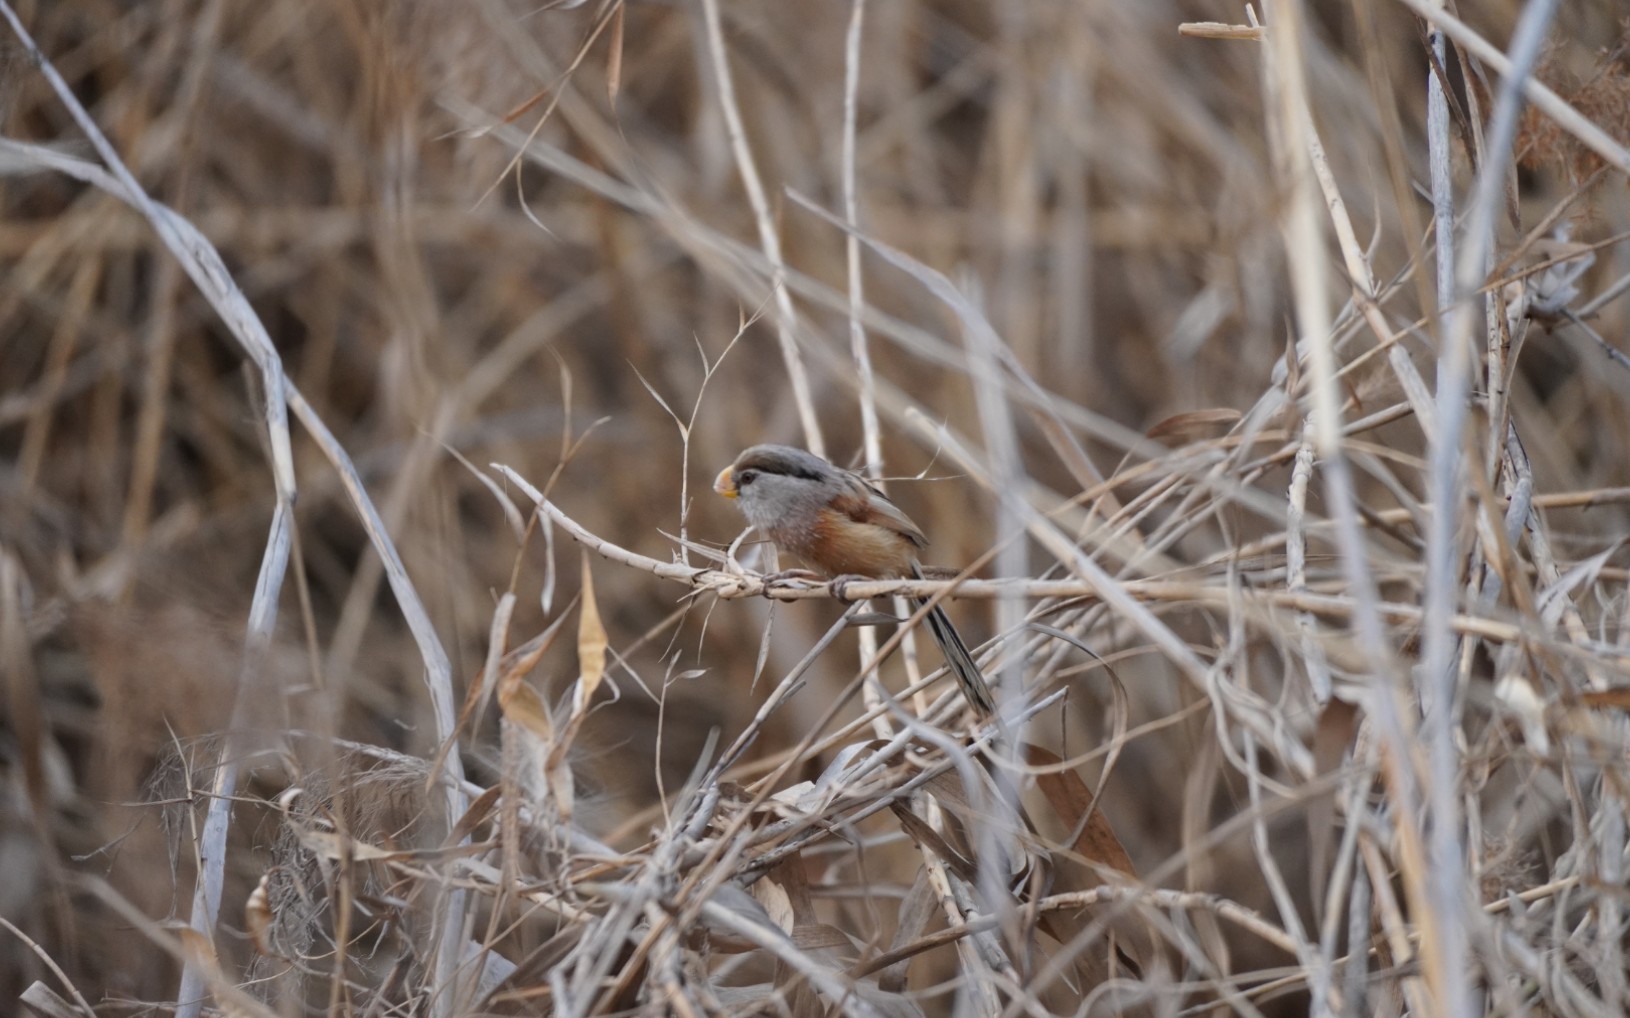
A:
736,457,827,483
761,465,825,482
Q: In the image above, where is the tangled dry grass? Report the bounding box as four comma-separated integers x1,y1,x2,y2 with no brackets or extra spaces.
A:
4,0,1630,1015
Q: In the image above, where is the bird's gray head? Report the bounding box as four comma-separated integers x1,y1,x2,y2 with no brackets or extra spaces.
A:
713,444,839,532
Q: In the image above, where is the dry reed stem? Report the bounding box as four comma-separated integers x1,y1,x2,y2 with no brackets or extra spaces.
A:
6,0,1630,1015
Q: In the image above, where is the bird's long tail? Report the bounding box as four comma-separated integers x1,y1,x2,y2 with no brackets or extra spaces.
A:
911,564,996,716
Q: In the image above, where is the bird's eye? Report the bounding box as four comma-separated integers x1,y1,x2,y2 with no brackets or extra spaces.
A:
737,469,758,486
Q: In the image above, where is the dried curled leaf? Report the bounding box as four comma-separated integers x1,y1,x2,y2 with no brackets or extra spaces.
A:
245,873,279,959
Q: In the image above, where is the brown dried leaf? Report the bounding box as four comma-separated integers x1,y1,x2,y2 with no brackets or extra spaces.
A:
875,868,938,992
575,552,607,711
1145,408,1240,443
753,877,796,935
792,925,855,951
448,783,503,846
499,677,554,741
494,608,575,740
1309,699,1361,908
548,761,576,823
1026,745,1136,878
889,801,975,883
1026,746,1153,985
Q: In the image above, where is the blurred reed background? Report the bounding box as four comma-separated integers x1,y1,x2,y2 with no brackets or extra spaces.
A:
2,0,1629,1014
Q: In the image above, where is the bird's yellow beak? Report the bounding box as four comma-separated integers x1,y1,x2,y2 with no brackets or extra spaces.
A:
713,466,738,498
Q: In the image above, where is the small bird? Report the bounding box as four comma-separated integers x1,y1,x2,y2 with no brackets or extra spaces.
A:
714,444,995,715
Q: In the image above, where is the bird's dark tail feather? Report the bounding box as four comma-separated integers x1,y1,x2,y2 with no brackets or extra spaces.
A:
911,564,996,716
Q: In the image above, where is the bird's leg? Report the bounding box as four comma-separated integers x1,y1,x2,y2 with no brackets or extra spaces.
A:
827,574,877,603
761,568,824,591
